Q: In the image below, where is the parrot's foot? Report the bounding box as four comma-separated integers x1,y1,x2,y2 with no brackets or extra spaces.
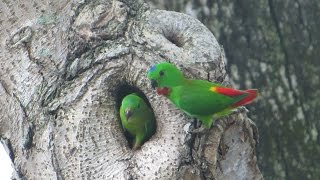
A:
231,106,248,115
189,126,210,134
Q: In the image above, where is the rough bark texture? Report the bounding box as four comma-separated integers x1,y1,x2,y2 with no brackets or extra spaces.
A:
149,0,320,179
0,0,262,179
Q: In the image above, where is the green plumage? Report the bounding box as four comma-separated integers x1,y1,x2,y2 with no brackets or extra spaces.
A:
169,80,246,127
147,62,257,128
120,93,156,150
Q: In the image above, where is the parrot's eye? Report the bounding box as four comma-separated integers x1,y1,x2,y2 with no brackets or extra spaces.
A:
159,70,164,76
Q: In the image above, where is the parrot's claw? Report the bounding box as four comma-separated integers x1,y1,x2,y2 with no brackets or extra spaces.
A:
189,126,209,134
231,106,248,115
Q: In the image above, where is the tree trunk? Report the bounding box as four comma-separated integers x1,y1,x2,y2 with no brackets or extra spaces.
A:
148,0,320,179
0,0,262,179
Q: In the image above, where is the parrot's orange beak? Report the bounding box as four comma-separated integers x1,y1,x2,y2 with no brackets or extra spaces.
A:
125,109,133,120
150,79,158,89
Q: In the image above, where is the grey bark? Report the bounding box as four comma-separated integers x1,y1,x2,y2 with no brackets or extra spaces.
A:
148,0,320,179
0,0,262,179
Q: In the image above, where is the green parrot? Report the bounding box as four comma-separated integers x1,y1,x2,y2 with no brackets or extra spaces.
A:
147,62,258,128
120,93,156,150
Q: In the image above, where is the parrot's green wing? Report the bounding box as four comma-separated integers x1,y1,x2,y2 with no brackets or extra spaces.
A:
132,107,156,150
144,112,156,138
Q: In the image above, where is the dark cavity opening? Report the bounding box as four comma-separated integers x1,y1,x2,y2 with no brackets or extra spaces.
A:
164,31,185,48
115,84,156,150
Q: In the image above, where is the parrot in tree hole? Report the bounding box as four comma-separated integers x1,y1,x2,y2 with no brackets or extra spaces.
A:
120,93,156,150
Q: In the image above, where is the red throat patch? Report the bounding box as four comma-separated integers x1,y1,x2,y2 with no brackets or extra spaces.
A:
156,87,170,96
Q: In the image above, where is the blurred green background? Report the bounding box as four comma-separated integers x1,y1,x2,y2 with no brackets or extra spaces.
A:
149,0,320,179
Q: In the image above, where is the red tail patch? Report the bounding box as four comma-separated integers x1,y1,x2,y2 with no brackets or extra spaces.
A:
215,87,247,96
231,89,258,108
212,87,258,107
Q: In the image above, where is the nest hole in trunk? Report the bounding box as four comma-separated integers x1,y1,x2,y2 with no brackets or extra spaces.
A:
163,29,185,48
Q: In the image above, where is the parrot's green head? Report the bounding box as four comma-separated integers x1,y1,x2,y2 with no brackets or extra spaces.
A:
147,62,185,91
121,94,145,121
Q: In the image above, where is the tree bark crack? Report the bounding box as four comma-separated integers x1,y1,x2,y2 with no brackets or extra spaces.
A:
12,93,28,121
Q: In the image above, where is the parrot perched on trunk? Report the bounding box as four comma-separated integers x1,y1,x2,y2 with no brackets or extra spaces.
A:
120,93,156,150
147,62,258,128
